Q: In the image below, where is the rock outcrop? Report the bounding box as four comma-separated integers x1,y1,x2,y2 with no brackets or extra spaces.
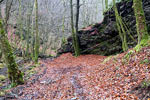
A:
58,0,150,56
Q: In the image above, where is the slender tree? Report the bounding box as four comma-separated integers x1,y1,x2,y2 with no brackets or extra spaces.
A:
61,0,66,44
75,0,80,56
113,0,128,51
26,2,31,57
133,0,149,44
5,0,13,33
0,0,4,4
18,0,23,40
102,0,105,13
18,0,26,58
31,1,35,60
70,0,80,56
105,0,108,10
34,0,39,63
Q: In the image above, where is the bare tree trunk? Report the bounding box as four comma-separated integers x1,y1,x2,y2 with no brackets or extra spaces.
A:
70,0,80,57
70,0,75,56
113,0,128,51
18,0,23,40
102,0,104,13
0,0,4,4
5,0,13,33
26,3,31,57
75,0,80,56
31,1,35,60
34,0,39,63
75,0,80,34
18,0,26,58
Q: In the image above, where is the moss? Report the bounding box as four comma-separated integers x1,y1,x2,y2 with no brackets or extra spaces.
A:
49,54,55,57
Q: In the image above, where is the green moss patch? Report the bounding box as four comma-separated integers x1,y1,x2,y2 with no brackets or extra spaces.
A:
102,56,113,64
140,59,150,64
134,38,150,52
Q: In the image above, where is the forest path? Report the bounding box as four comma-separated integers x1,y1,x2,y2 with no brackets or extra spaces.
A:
10,47,150,100
38,53,106,100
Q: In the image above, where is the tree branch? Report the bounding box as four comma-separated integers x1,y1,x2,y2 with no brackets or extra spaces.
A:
0,0,4,4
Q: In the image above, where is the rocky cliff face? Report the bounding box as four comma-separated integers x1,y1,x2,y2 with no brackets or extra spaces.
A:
58,0,150,56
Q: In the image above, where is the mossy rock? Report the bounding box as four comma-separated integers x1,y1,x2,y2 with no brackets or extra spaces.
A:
0,91,5,96
0,82,2,86
0,63,4,69
0,75,6,81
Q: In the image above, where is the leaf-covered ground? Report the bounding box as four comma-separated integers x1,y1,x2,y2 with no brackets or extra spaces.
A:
3,47,150,100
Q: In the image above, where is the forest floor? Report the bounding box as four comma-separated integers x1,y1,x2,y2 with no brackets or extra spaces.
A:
1,47,150,100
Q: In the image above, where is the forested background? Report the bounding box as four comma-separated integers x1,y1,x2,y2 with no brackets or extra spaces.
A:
0,0,113,56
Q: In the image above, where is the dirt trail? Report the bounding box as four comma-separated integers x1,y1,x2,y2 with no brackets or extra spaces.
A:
15,53,107,100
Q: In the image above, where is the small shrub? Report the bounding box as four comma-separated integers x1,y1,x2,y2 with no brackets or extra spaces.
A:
140,59,150,64
122,50,134,64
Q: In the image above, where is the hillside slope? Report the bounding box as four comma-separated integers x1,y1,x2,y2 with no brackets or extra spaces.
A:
4,46,150,100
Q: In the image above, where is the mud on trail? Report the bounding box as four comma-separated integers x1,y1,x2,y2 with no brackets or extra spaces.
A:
5,47,150,100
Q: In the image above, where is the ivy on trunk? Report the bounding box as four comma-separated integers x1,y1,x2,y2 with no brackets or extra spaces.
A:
0,20,24,86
